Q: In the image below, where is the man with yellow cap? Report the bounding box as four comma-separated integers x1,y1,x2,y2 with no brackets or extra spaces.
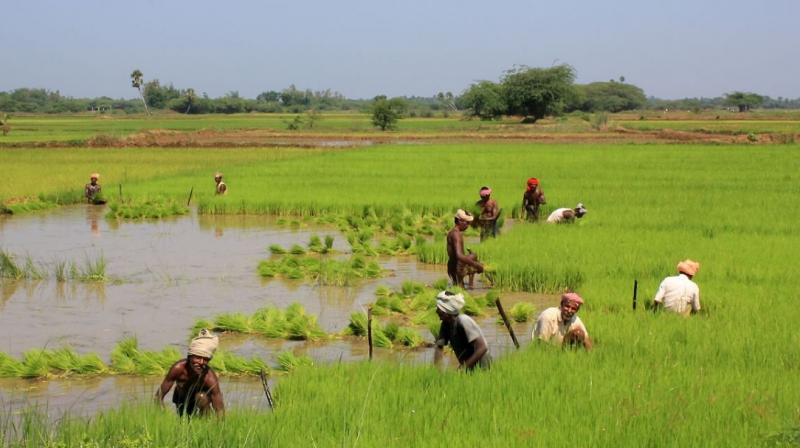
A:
156,329,225,417
447,209,484,288
84,173,103,204
533,292,592,350
653,259,701,315
434,290,491,370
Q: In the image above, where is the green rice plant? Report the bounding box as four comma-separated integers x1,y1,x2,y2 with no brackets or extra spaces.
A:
400,280,425,297
20,350,51,378
276,351,313,373
77,255,106,282
344,311,368,336
375,294,405,314
374,285,393,298
289,244,306,255
250,307,288,338
324,234,335,251
0,352,24,377
394,327,424,348
23,256,47,280
268,244,287,255
507,302,536,323
106,197,188,220
0,249,23,279
53,259,68,282
371,327,393,349
381,322,400,341
213,313,251,333
308,234,324,253
210,351,268,376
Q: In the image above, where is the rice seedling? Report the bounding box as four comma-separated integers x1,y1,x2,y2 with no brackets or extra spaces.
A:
507,302,536,323
77,255,106,282
213,313,251,333
0,249,24,279
289,244,306,255
276,351,313,373
268,244,287,255
344,311,368,336
195,304,326,341
106,197,188,219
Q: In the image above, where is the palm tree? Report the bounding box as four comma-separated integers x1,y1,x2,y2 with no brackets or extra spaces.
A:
185,88,196,114
130,69,150,115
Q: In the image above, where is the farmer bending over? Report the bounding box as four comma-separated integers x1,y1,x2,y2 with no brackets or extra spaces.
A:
434,291,491,370
522,178,546,222
156,329,225,418
447,209,484,289
546,203,587,224
214,172,227,195
84,173,102,204
476,186,500,240
533,292,592,350
653,259,701,316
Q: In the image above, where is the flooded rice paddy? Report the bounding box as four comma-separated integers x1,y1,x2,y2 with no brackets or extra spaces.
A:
0,205,551,416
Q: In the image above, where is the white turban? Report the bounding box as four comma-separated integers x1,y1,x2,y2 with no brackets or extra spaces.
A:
454,209,474,222
436,290,465,315
188,329,219,359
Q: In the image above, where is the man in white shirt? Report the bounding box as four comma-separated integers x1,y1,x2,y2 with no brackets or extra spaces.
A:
533,292,592,350
653,259,701,316
546,203,587,224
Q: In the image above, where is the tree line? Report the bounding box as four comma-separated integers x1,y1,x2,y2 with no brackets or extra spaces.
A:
1,65,797,116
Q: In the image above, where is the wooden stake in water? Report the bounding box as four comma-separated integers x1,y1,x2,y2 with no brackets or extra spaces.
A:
186,186,194,206
495,298,520,349
367,305,374,361
259,368,275,410
118,184,123,202
632,279,638,311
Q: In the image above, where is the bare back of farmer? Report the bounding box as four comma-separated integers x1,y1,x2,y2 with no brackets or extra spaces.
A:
447,209,484,288
476,186,500,240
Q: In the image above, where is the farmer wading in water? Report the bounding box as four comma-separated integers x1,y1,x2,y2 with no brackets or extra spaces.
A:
156,329,225,418
447,209,484,289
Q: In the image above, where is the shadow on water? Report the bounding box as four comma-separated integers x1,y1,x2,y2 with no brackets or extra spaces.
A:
0,205,555,417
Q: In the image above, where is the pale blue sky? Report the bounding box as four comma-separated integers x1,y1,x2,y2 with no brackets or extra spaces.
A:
2,0,797,99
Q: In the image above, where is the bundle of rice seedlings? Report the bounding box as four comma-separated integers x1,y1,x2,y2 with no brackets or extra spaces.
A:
289,244,306,255
24,256,47,280
372,328,393,349
276,351,313,373
324,235,335,251
375,295,405,314
509,302,536,323
395,327,424,348
191,319,214,337
308,235,324,253
53,260,69,282
250,307,288,338
462,296,484,317
77,353,107,374
400,281,425,297
111,338,138,374
0,249,22,279
79,256,106,282
363,261,382,278
286,316,325,341
345,311,368,336
0,352,24,377
268,244,287,255
382,322,400,341
213,313,250,333
47,347,82,374
374,285,393,298
21,350,50,378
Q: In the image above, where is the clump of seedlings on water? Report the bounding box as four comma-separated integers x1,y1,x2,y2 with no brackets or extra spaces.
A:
106,196,189,220
193,303,327,341
259,235,383,285
0,249,107,282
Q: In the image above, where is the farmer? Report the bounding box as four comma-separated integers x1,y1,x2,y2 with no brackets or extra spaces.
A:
533,292,592,350
84,173,102,203
434,290,491,370
653,259,701,315
546,203,587,224
156,329,225,418
447,209,484,288
214,172,227,195
476,186,500,240
522,178,546,222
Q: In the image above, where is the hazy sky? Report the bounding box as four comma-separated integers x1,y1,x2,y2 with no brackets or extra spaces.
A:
2,0,798,100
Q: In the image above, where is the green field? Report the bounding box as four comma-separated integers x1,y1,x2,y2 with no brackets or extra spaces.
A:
2,134,800,445
618,119,800,134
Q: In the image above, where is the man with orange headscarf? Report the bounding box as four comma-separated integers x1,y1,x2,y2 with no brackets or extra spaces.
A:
522,178,546,222
653,260,701,315
533,292,592,350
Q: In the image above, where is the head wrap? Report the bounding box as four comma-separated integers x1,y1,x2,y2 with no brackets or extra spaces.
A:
560,292,584,306
526,178,539,191
214,172,223,179
575,203,587,217
677,259,700,276
90,173,100,180
436,290,465,315
455,209,474,222
479,186,492,197
188,329,219,359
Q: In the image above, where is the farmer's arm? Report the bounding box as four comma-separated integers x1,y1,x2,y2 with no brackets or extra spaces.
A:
454,233,483,272
433,323,447,366
206,372,225,418
486,199,499,220
155,362,181,405
462,337,488,369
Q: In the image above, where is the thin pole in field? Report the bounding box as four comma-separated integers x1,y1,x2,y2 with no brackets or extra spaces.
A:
118,184,122,202
259,368,275,410
367,305,374,360
495,297,520,349
632,279,638,310
186,186,194,206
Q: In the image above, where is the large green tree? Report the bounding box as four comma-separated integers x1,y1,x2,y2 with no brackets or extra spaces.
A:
724,91,763,112
130,69,150,115
573,81,647,112
458,81,506,120
501,64,576,123
371,95,406,131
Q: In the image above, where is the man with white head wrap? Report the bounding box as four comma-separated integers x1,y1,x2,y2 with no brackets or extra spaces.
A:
447,209,484,289
156,329,225,417
434,291,491,370
653,259,701,315
546,203,587,224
